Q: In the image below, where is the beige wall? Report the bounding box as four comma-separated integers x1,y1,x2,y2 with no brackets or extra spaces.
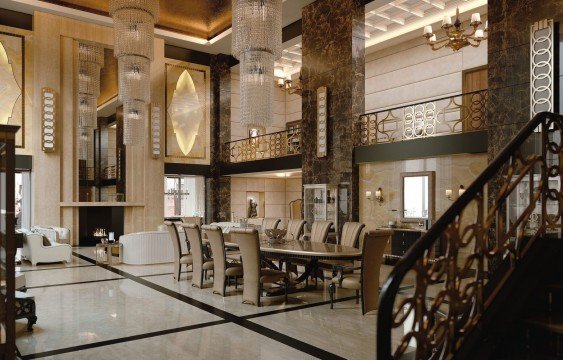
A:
30,12,164,243
230,177,302,224
359,153,487,231
364,16,488,113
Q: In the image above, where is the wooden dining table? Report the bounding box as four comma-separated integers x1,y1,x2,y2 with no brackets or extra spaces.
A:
221,234,362,295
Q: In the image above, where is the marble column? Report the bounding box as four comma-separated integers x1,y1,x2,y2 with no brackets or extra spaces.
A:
488,0,563,159
207,54,232,223
301,0,365,226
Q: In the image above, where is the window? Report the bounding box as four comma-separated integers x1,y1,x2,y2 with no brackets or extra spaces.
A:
15,172,31,229
164,175,205,218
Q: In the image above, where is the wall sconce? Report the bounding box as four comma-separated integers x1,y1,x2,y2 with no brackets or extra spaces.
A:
151,104,161,159
41,88,56,152
445,189,453,200
366,188,384,205
458,185,466,196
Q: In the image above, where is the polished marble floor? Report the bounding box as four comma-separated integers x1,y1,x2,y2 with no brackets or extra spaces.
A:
14,247,391,359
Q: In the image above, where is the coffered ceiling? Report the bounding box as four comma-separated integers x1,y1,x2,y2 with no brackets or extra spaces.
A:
39,0,232,40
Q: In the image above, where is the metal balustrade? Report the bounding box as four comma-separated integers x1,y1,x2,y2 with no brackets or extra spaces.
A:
225,127,302,163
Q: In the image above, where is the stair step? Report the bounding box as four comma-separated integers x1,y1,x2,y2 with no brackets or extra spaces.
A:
525,313,563,335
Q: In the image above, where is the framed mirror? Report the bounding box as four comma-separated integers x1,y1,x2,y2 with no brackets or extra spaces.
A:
400,171,435,222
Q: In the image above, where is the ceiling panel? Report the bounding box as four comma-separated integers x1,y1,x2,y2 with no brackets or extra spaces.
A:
39,0,232,39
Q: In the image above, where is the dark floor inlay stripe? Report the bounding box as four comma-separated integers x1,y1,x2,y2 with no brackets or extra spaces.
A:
26,277,124,290
20,320,229,359
241,295,357,320
71,252,346,359
139,272,174,278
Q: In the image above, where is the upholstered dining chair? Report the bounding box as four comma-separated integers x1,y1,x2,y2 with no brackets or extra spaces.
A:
230,228,288,306
319,222,365,270
164,221,193,281
202,225,243,296
308,220,333,243
182,223,214,288
285,219,306,240
328,229,393,315
262,218,281,231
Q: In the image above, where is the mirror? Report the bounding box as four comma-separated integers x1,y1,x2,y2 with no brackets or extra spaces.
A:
77,42,125,202
400,171,435,222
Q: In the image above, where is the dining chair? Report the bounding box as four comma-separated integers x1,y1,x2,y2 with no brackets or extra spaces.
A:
164,221,192,281
202,225,243,296
319,222,365,271
262,218,281,231
328,229,393,315
230,228,288,307
285,220,306,240
182,223,214,288
308,220,333,243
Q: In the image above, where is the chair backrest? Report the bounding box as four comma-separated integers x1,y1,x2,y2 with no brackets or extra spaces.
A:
182,223,204,265
289,199,303,220
231,228,261,305
202,225,225,269
182,216,202,227
310,221,333,243
286,220,306,240
340,222,365,248
361,229,393,315
262,218,280,231
164,221,182,259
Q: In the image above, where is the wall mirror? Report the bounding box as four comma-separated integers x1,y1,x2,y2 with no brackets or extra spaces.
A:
400,171,435,222
76,41,126,202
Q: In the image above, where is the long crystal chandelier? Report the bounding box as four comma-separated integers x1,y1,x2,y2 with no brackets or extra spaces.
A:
109,0,159,146
232,0,282,128
423,8,488,52
78,43,104,128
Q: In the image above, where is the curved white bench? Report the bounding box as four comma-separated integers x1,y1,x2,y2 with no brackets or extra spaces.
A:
120,231,188,265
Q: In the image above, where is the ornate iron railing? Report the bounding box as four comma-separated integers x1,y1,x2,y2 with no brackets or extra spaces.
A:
225,127,301,163
377,112,563,359
102,165,117,180
358,89,488,145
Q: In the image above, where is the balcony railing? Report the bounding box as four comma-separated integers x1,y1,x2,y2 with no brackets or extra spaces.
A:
357,89,488,146
225,127,302,163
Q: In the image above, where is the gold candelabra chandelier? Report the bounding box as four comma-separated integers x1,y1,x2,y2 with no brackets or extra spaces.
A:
423,7,488,52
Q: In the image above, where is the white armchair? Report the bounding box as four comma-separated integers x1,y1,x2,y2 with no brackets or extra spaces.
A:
32,226,71,244
22,232,72,266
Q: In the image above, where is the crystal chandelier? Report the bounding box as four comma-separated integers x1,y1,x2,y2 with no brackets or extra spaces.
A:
109,0,159,145
423,8,488,52
78,43,104,128
232,0,282,128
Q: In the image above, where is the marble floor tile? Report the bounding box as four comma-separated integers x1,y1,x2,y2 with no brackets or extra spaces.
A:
33,323,315,360
24,266,123,288
16,279,221,357
17,255,93,273
250,299,377,360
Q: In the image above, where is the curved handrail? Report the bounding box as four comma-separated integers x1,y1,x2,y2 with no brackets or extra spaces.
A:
377,111,563,358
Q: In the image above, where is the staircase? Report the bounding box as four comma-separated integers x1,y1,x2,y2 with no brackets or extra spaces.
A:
376,112,563,359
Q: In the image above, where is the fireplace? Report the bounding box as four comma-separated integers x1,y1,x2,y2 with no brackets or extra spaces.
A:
79,207,124,246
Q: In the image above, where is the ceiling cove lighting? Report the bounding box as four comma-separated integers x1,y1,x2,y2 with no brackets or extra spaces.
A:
423,7,488,51
109,0,159,146
232,0,282,128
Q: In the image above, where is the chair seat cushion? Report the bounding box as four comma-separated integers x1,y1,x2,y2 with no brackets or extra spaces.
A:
203,260,214,270
180,254,193,264
332,273,361,290
260,268,285,283
225,263,243,276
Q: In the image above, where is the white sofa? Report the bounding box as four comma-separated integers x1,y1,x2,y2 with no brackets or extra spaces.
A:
120,231,188,265
32,226,71,244
21,230,72,266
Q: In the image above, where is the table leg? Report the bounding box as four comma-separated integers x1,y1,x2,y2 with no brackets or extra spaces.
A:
265,258,319,297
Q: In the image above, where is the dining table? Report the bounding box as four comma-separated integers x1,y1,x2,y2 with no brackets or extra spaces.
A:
221,234,362,295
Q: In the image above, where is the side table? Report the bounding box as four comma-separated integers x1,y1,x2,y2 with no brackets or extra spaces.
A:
96,243,123,265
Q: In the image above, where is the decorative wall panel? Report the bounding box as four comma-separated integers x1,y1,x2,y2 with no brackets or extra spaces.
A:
165,61,210,162
530,19,554,118
0,32,24,147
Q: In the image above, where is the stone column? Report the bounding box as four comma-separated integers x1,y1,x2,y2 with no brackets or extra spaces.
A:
207,54,232,223
301,0,365,227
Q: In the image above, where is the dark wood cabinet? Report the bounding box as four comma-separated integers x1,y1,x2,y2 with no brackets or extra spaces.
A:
391,229,422,257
